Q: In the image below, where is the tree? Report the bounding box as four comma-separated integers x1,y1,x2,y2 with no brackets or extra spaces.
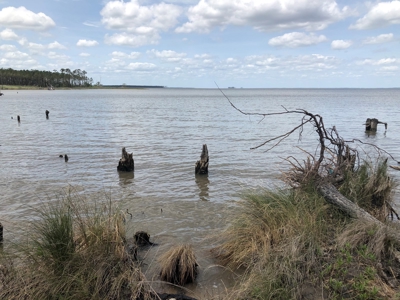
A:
219,88,400,242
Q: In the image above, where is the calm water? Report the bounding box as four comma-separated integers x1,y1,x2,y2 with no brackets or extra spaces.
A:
1,88,400,294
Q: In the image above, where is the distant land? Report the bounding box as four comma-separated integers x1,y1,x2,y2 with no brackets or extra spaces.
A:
103,85,165,89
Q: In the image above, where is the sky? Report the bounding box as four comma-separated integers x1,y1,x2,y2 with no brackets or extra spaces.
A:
0,0,399,88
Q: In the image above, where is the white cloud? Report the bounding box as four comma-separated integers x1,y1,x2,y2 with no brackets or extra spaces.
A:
47,51,70,61
357,58,397,65
27,42,46,53
126,62,157,71
0,28,18,40
48,41,67,50
147,49,187,62
0,6,55,31
79,52,91,57
101,0,181,46
110,51,141,59
362,33,394,44
381,66,398,71
268,32,327,48
350,1,400,30
77,39,99,47
176,0,351,33
105,32,158,47
83,21,100,27
331,40,352,50
105,57,126,67
0,44,16,51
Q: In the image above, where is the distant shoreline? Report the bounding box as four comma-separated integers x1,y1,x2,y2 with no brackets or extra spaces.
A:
1,85,165,90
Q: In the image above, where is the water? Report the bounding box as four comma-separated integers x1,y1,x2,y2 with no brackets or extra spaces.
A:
1,88,400,295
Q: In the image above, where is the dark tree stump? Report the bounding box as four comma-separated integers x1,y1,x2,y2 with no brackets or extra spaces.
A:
365,118,387,131
117,147,134,172
134,231,154,246
195,144,209,175
0,222,3,243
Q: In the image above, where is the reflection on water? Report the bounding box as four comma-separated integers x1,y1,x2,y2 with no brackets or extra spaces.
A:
118,171,134,186
195,174,209,201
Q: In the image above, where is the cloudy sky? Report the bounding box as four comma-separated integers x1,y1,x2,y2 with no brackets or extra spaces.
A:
0,0,399,88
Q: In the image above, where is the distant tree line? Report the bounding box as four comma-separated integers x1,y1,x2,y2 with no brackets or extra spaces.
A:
0,68,93,88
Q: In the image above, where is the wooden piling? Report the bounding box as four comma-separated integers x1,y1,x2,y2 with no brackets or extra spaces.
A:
0,222,3,243
17,115,20,122
46,110,49,119
365,118,387,131
195,144,209,175
64,154,69,162
117,147,134,172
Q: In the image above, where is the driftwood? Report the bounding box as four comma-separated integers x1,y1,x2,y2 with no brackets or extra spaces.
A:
318,182,400,242
390,165,400,171
195,144,209,175
365,118,387,131
117,147,134,172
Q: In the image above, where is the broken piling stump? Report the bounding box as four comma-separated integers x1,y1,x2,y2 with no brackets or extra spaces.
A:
64,154,68,162
46,110,49,119
195,144,209,175
17,115,20,123
365,118,387,131
117,147,134,172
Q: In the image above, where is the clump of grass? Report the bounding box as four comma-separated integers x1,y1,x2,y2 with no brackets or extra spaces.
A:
0,189,153,300
214,158,400,299
339,158,396,221
159,244,198,286
213,187,343,299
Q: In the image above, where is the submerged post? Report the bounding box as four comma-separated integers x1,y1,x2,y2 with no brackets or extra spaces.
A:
365,118,387,131
195,144,209,175
17,115,20,123
117,147,134,172
46,110,49,119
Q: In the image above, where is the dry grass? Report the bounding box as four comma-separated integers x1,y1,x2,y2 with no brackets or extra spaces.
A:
159,244,198,286
0,189,154,300
212,158,400,299
339,158,396,221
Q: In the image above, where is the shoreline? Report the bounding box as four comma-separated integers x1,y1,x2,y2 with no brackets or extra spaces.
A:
1,85,165,90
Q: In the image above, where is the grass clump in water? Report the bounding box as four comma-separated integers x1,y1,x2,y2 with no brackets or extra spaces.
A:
0,190,153,300
213,159,400,299
159,244,198,286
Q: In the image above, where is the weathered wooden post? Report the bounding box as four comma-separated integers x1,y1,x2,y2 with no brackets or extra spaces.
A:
117,147,134,172
0,222,3,243
365,118,387,131
64,154,69,162
46,110,49,119
195,144,209,175
17,115,20,123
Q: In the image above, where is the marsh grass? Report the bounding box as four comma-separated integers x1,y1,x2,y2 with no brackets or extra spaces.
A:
339,159,396,221
214,159,400,299
159,244,198,286
0,189,153,300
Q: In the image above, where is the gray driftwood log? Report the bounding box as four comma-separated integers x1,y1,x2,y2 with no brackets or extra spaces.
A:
195,144,209,175
318,182,400,242
365,118,387,131
117,147,134,172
